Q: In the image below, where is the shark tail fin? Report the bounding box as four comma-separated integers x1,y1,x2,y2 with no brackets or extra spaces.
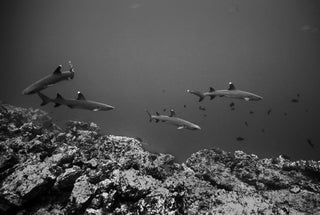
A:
68,61,75,79
37,92,51,106
186,90,205,102
145,110,153,122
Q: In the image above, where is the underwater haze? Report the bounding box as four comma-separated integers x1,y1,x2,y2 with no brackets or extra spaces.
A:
1,0,320,162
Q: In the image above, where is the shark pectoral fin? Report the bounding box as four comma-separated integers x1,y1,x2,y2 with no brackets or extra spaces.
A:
244,97,250,101
93,108,100,111
177,126,184,130
54,103,61,108
210,95,215,100
155,119,159,123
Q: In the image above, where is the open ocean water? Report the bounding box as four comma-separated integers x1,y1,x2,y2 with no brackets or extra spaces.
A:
1,0,319,162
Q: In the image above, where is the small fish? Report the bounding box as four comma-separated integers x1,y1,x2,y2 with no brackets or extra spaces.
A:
163,108,167,112
297,93,300,98
130,3,141,9
305,109,309,113
199,106,206,111
231,107,235,111
301,25,312,31
203,114,207,117
291,99,299,103
261,129,265,133
307,139,314,148
249,110,254,114
244,121,248,127
229,102,235,107
301,25,319,33
236,137,245,141
228,4,240,13
162,89,166,93
267,108,272,115
284,112,288,116
183,105,187,108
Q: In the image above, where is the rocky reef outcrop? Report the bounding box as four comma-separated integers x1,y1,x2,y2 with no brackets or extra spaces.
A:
0,103,319,214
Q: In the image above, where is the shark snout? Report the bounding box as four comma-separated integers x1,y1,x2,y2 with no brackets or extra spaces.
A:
192,125,201,130
103,105,115,111
22,87,33,95
22,89,29,95
248,94,263,101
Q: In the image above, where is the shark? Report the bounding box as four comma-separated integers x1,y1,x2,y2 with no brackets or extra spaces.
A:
22,61,75,95
187,82,263,102
145,109,201,130
37,91,115,111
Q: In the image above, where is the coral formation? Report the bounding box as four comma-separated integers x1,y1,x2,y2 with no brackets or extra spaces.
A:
0,104,319,214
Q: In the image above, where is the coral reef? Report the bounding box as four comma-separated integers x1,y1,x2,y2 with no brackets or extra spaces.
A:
0,103,319,214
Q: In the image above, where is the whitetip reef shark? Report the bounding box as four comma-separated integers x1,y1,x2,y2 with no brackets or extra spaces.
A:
22,62,75,95
37,91,115,111
145,109,201,130
187,82,263,102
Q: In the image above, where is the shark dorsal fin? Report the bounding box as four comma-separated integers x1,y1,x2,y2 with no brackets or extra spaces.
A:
209,87,215,92
228,82,236,90
53,65,62,75
77,91,86,100
156,112,160,116
170,109,176,117
56,93,63,99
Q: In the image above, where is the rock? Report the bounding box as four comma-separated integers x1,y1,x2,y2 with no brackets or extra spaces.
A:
290,185,301,194
0,160,57,207
85,208,102,215
54,166,82,189
86,158,98,169
70,175,96,209
0,148,18,173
